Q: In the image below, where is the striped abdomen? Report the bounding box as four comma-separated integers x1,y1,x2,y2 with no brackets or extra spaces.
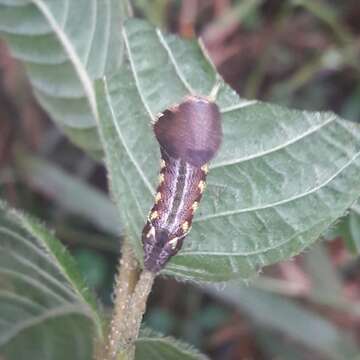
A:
142,96,222,273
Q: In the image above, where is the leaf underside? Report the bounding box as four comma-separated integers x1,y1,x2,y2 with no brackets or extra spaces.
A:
0,201,100,360
0,0,123,153
136,329,208,360
96,19,360,282
1,3,360,282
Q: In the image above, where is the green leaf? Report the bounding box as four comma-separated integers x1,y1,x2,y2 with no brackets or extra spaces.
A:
257,330,317,360
96,18,360,281
205,283,359,359
0,200,102,359
0,0,124,152
132,0,168,28
349,201,360,253
136,329,208,360
304,243,344,304
301,243,360,316
324,200,360,254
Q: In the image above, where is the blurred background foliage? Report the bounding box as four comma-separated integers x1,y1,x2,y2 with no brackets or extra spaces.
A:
1,0,360,359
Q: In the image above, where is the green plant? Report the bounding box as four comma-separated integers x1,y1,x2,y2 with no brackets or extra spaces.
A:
1,1,360,359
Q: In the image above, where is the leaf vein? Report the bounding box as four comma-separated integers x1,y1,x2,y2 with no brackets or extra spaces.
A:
103,78,155,194
197,148,360,222
211,114,336,169
0,304,90,347
220,100,258,113
155,28,194,95
83,0,97,68
122,26,155,121
31,0,98,119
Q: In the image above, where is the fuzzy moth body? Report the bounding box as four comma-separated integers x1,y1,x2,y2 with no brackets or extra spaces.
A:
142,96,222,273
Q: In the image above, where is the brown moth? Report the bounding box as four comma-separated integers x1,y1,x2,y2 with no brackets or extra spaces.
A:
142,95,222,273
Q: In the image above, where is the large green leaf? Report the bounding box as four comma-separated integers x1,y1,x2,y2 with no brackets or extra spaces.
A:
0,0,123,153
349,201,360,253
96,19,360,282
304,243,343,304
0,201,102,359
136,329,207,360
324,199,360,255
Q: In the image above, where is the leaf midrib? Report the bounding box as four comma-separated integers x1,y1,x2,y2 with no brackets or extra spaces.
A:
155,28,196,95
122,25,155,121
31,0,98,118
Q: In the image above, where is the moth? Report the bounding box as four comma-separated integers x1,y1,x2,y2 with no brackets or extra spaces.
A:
142,95,222,273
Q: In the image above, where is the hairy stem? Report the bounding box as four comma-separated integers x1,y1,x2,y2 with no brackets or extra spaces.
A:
121,270,156,359
103,242,140,360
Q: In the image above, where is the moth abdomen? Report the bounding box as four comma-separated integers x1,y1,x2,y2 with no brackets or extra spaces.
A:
142,96,222,273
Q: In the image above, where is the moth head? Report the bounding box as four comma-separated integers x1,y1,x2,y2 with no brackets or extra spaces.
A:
154,96,222,167
142,223,184,273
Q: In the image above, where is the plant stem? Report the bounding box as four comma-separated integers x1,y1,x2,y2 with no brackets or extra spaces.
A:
122,270,155,358
103,242,140,360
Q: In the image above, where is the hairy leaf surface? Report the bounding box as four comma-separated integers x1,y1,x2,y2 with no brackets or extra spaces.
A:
0,0,123,153
96,19,360,281
136,329,207,360
0,201,101,359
